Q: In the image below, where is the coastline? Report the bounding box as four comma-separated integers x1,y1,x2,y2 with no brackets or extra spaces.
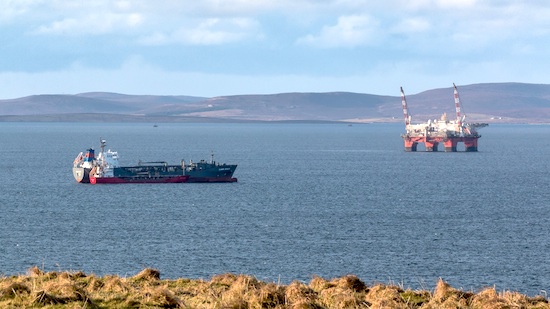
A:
1,267,548,308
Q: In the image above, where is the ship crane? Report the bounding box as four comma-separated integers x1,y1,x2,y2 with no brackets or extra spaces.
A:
401,86,411,126
453,83,463,127
400,84,488,152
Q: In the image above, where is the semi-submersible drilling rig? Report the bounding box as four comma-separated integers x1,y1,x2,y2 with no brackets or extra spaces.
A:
401,84,488,152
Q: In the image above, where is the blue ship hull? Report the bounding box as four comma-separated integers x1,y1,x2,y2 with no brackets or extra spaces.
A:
185,160,238,182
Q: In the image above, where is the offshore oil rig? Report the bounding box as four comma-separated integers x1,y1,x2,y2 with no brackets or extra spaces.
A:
401,84,488,152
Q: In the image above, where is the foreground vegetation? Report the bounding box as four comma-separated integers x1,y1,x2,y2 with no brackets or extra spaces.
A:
0,267,548,308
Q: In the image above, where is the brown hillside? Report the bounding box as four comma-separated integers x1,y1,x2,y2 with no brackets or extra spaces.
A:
1,83,549,122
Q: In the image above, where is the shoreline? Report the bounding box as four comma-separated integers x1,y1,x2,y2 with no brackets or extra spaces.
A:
1,267,548,308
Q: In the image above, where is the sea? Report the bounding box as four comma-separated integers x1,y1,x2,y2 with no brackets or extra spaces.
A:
0,122,549,296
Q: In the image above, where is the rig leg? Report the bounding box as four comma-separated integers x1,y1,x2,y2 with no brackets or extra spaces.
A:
463,138,479,152
444,139,458,152
425,141,438,152
404,141,418,152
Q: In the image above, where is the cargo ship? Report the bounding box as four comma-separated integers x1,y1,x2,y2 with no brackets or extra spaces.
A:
73,139,238,184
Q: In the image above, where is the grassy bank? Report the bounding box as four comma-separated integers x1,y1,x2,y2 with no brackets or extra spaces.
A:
0,267,548,308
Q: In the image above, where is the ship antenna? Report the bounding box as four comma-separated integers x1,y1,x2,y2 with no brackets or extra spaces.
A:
210,150,214,164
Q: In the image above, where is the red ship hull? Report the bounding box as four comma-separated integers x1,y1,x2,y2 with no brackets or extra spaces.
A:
90,175,189,184
186,177,238,183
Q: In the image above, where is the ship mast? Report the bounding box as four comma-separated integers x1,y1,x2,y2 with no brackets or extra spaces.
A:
98,138,107,168
100,138,106,154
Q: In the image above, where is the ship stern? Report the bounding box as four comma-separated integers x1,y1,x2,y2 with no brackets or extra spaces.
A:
73,167,91,183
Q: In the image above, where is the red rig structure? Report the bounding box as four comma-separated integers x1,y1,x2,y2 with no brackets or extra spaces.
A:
401,84,488,152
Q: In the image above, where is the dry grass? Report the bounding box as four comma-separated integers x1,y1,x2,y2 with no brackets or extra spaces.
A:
0,267,548,308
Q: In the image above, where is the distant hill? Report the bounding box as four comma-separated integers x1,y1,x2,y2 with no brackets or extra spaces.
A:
1,83,549,123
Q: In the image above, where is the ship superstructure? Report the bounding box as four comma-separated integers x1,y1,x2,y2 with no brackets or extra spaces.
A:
401,84,488,152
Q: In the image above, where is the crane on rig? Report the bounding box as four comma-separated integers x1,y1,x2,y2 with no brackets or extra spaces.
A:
400,84,488,152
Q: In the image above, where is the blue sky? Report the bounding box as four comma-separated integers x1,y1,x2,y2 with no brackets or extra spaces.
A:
1,0,549,99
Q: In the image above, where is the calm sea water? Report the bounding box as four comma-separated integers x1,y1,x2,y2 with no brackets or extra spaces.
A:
0,122,549,295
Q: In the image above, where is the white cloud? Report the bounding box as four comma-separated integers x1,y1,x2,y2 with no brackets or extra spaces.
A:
188,0,286,14
400,0,477,10
32,12,143,35
0,0,41,23
139,17,261,45
297,14,380,48
2,0,550,99
391,18,431,34
435,0,477,9
440,3,550,53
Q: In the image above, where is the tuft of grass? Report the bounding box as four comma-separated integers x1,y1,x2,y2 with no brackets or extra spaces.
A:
365,284,406,308
309,276,333,292
0,282,31,299
333,275,367,293
131,268,161,281
286,280,317,305
400,289,430,307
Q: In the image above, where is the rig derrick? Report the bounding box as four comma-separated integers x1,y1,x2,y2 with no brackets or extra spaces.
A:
400,84,488,152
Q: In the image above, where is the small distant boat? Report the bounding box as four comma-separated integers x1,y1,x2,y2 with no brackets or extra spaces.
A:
73,139,238,184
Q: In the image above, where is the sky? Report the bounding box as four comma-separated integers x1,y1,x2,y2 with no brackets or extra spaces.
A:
1,0,549,99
